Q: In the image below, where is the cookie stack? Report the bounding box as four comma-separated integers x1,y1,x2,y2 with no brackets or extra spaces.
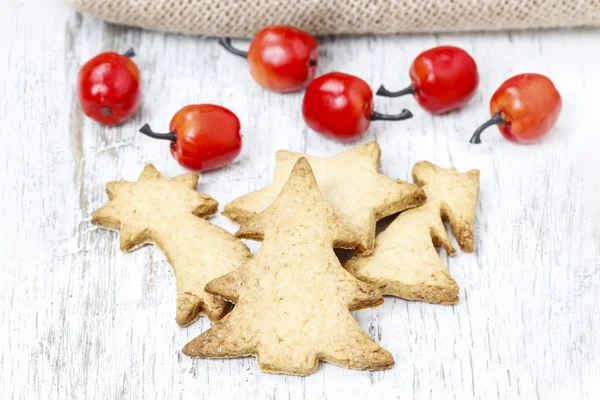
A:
92,142,480,376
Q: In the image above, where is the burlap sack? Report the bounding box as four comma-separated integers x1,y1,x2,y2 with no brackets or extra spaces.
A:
66,0,600,37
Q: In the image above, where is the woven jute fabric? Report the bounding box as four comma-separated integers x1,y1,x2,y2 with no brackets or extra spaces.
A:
66,0,600,37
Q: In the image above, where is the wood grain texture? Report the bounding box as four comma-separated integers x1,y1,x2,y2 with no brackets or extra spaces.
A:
1,0,599,399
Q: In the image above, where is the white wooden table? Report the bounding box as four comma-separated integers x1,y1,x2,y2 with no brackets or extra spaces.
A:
1,1,599,399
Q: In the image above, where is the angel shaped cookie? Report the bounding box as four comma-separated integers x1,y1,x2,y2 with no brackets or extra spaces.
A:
346,161,480,304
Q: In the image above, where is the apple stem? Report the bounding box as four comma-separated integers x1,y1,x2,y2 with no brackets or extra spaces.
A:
371,109,413,122
470,112,506,144
376,84,415,98
139,124,177,141
123,48,135,58
218,38,248,59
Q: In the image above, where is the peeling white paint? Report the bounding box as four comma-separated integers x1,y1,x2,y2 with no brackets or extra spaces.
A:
1,1,599,399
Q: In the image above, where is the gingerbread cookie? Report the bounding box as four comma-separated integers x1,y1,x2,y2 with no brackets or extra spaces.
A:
183,158,394,375
91,164,252,325
345,161,479,304
223,142,426,255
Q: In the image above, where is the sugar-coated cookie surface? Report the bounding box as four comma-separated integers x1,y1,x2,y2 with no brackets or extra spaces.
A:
223,142,426,255
345,161,480,304
183,158,394,375
91,165,252,325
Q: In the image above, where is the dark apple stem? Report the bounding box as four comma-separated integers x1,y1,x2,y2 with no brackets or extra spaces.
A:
123,48,136,58
470,112,506,144
370,109,413,121
139,124,177,141
309,59,318,67
218,38,248,58
376,84,415,98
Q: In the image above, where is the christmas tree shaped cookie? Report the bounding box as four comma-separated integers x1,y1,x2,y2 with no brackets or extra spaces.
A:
223,142,426,255
183,158,394,375
346,161,479,304
91,165,252,325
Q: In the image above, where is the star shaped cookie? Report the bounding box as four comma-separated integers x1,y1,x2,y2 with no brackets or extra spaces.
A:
223,142,426,254
92,164,252,325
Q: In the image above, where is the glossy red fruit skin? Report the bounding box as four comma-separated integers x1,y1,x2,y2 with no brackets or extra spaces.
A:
410,46,478,114
169,105,242,172
491,74,562,143
77,52,141,125
248,25,318,93
302,72,374,142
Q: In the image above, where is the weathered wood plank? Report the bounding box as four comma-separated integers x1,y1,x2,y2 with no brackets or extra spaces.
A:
1,0,599,399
